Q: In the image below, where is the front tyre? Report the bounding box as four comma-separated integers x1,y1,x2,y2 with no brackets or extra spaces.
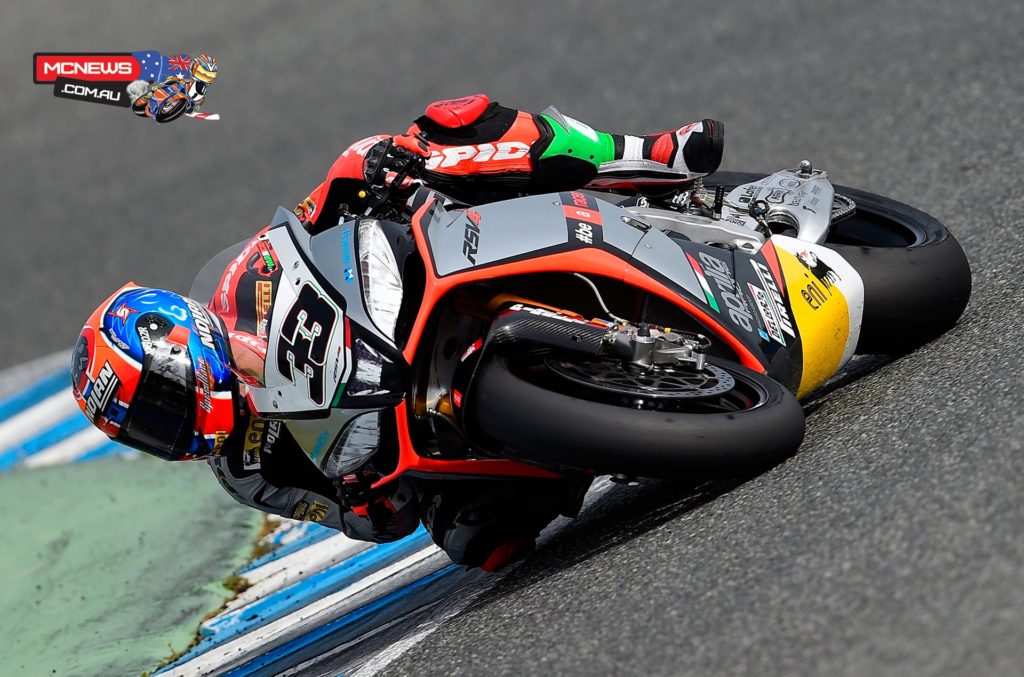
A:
466,355,805,479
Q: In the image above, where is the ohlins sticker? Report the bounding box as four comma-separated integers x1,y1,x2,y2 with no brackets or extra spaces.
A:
86,362,119,422
559,191,603,246
749,260,796,345
425,141,530,170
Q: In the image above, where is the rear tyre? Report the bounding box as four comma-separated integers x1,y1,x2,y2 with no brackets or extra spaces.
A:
708,172,972,354
466,354,805,479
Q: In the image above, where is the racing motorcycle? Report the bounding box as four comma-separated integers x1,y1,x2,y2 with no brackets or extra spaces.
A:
131,76,194,123
190,145,971,488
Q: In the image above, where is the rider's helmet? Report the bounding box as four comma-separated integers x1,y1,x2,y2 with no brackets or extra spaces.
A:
71,283,237,461
190,54,218,84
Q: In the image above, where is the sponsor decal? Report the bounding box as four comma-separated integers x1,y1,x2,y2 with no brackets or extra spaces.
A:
106,328,130,351
340,228,354,282
797,249,841,290
452,389,464,408
801,280,828,310
696,252,755,333
748,283,786,345
186,298,218,350
778,178,801,188
211,431,228,456
255,281,273,338
466,210,482,226
243,419,264,469
751,259,796,338
256,241,277,276
684,253,721,312
462,218,480,264
107,302,137,322
507,302,586,325
425,141,530,170
560,191,604,246
291,499,329,523
765,188,790,204
85,362,119,422
460,338,483,362
196,356,214,413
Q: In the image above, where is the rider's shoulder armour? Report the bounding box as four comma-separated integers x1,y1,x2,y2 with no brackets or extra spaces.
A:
424,94,491,128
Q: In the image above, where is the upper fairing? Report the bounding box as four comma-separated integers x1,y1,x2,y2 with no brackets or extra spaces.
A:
424,192,647,277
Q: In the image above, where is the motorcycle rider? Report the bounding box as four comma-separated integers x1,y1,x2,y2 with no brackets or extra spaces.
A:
128,54,218,119
73,95,724,569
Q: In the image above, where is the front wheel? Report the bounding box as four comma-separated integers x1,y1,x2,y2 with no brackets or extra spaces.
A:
466,354,805,479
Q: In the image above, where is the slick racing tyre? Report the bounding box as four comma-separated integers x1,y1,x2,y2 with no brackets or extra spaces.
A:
466,354,805,479
708,172,972,354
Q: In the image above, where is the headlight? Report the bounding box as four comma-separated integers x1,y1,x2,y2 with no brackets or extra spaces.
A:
321,411,381,479
358,220,403,340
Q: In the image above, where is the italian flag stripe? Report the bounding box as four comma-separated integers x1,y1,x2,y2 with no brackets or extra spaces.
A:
685,253,720,312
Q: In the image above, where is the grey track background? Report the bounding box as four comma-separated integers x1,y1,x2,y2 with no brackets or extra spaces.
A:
3,0,1024,675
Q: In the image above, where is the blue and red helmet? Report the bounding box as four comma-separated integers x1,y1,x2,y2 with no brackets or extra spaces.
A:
71,283,237,460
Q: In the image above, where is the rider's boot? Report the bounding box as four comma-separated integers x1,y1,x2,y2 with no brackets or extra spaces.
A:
536,106,724,190
588,118,725,189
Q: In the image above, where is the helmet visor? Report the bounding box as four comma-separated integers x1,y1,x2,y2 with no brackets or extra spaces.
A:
192,66,217,84
120,342,198,460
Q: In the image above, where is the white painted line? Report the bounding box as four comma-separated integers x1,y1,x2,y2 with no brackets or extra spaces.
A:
161,546,444,677
223,536,372,613
21,426,111,468
0,351,65,400
0,390,77,454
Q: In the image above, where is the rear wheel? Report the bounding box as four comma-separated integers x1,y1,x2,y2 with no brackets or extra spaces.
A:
466,354,805,479
708,172,972,353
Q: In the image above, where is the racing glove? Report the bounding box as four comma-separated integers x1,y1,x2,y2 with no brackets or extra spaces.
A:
334,471,398,532
362,134,429,189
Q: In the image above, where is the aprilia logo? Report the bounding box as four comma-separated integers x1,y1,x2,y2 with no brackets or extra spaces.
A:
463,219,480,264
426,141,530,170
698,252,755,333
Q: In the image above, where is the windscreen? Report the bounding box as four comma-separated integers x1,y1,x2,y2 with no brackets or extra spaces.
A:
188,238,250,305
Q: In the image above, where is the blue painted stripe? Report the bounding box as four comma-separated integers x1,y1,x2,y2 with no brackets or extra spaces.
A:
202,527,430,639
238,523,336,573
0,411,90,471
0,368,68,423
222,564,458,677
161,528,433,670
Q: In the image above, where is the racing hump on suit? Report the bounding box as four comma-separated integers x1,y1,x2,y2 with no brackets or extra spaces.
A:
424,94,491,128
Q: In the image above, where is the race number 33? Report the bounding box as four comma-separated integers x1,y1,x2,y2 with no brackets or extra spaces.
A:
276,284,337,406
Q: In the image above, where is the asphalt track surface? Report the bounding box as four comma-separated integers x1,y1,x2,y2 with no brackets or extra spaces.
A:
4,0,1024,674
